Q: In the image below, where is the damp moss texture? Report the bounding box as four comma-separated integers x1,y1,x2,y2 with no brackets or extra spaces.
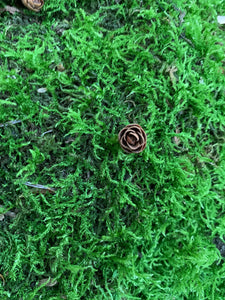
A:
1,0,225,299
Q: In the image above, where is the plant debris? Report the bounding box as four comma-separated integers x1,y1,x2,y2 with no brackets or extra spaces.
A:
21,0,44,12
0,205,16,220
217,16,225,25
166,65,178,84
24,182,56,194
173,127,181,145
38,277,58,287
118,124,147,153
0,274,5,286
0,6,20,15
0,120,22,128
37,87,47,93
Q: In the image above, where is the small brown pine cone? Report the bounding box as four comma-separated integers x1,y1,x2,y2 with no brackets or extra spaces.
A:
118,124,147,153
21,0,44,12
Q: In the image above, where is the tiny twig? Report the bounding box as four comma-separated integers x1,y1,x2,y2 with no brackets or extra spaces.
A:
41,129,53,137
0,120,22,128
24,182,56,194
179,33,195,48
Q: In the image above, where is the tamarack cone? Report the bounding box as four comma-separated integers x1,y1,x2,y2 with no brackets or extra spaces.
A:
21,0,44,12
118,124,147,153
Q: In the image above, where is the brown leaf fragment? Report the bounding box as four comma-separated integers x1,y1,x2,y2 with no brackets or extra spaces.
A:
5,211,16,218
0,274,5,286
166,65,178,84
38,278,58,287
5,6,20,14
173,128,181,145
56,63,65,72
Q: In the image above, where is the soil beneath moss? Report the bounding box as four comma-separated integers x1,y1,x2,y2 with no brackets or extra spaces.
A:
214,237,225,258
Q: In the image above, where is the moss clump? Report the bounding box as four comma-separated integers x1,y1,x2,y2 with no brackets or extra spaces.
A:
0,0,225,299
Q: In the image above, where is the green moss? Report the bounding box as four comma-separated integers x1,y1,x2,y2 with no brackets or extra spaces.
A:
1,0,225,299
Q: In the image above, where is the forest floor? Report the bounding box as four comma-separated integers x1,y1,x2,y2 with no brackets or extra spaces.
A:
1,0,225,299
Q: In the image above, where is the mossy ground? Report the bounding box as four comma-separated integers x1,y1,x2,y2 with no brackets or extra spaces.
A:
1,0,225,299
